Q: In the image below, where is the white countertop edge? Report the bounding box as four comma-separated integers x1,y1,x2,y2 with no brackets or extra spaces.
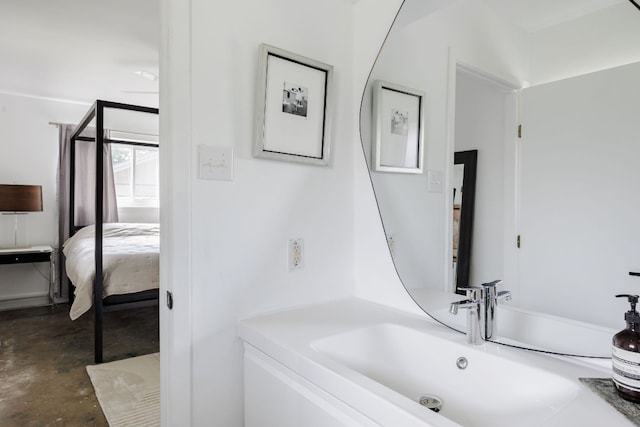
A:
238,297,632,427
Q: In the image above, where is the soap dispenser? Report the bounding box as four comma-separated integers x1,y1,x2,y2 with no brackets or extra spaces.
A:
612,294,640,403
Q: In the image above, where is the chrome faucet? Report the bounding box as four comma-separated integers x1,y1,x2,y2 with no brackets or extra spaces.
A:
449,280,511,344
449,286,484,345
480,280,511,340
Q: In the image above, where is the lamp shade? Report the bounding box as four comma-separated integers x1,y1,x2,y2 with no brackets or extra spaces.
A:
0,184,43,212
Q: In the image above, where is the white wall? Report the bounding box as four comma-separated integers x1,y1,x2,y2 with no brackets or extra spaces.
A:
160,0,418,424
0,93,89,309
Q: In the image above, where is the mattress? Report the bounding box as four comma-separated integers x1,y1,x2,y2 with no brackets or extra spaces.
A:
63,223,159,320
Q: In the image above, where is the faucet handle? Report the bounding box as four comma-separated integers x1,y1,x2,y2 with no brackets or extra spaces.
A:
480,280,503,298
480,279,503,288
457,286,484,300
497,290,512,302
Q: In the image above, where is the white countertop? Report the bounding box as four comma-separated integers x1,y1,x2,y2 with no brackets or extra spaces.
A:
239,298,634,427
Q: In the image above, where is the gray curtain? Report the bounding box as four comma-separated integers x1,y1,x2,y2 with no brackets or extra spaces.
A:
57,124,118,298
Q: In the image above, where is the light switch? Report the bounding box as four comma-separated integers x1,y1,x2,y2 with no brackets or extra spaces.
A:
198,145,233,181
427,170,443,193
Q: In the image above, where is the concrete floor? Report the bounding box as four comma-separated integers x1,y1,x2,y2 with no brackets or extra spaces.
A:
0,304,159,426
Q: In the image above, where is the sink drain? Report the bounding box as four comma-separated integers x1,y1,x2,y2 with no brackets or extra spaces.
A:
456,356,468,370
418,395,442,413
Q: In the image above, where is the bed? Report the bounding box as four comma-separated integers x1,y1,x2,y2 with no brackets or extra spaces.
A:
67,100,160,363
63,223,159,320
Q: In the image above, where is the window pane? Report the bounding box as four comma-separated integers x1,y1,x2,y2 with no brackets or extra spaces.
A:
112,147,132,198
112,145,159,207
134,149,159,199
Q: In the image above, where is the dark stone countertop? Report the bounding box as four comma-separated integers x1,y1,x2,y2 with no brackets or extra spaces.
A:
580,378,640,426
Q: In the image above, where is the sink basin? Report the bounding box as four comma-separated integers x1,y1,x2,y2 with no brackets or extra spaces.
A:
311,323,580,427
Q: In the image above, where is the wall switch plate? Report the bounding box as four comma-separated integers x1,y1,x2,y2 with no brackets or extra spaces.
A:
288,238,304,271
198,145,233,181
427,170,443,193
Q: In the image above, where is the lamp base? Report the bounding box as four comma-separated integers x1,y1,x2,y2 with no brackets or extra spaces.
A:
0,213,29,248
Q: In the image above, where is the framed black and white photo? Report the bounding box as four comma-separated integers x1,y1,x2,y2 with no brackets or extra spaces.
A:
253,44,333,166
372,80,425,174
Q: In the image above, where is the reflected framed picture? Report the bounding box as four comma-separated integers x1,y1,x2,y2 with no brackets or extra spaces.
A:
372,80,425,174
253,44,334,166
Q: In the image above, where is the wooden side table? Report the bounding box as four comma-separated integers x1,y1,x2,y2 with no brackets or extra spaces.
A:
0,245,55,305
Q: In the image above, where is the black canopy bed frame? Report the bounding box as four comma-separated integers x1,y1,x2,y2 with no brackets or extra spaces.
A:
69,100,159,363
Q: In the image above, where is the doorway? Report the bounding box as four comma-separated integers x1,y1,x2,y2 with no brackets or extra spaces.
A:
450,64,519,291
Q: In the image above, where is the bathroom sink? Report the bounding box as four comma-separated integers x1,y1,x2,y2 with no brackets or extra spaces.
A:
311,323,580,427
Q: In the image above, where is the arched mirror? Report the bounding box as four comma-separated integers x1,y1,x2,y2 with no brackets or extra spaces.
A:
360,0,640,357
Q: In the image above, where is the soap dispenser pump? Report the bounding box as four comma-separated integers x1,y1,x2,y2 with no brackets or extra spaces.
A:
612,294,640,403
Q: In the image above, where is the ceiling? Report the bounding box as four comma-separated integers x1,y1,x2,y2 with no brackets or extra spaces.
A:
398,0,626,32
0,0,159,107
0,0,631,109
482,0,624,32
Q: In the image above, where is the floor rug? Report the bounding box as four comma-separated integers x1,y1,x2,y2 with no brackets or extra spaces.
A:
86,353,160,426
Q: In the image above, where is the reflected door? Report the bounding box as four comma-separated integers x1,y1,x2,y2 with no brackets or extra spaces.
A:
453,150,477,290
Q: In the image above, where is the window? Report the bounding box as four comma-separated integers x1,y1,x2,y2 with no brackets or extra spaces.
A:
112,144,159,208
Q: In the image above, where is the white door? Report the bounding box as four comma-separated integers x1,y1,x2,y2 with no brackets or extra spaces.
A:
160,0,193,423
517,63,640,328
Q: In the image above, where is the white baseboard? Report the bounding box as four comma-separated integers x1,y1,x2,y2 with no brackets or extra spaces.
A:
0,293,49,311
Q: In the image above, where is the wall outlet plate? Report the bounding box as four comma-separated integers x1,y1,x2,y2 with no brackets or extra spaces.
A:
386,234,396,256
288,238,304,271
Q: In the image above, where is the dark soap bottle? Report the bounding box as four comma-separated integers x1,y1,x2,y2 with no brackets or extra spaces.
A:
612,294,640,403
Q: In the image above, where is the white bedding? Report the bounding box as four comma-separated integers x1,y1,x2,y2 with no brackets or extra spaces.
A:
63,223,159,320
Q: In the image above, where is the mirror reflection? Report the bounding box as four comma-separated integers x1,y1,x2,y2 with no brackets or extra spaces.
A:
361,0,640,357
452,164,463,275
452,150,477,289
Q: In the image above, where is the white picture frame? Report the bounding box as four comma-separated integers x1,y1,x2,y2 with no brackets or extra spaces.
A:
372,80,425,174
253,44,333,166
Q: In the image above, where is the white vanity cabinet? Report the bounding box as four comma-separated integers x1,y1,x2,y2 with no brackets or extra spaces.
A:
244,344,379,427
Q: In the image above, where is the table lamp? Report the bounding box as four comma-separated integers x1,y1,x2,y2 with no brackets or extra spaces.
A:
0,184,43,248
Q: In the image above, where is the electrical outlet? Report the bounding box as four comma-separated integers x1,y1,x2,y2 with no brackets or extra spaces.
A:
386,234,396,256
288,238,304,271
